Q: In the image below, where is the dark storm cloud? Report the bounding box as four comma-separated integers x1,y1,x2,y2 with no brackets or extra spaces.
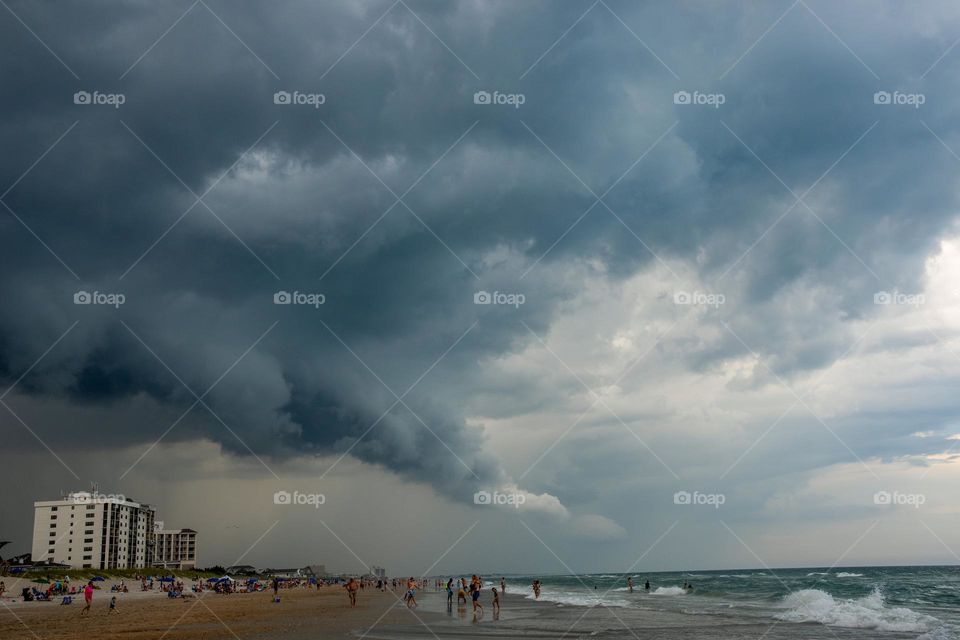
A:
2,0,959,500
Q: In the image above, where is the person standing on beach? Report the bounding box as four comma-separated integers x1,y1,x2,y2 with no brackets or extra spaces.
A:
108,595,119,615
405,577,418,608
500,577,505,593
644,580,650,591
271,577,279,598
446,578,454,605
345,578,358,607
470,576,483,614
491,587,500,613
628,577,634,593
80,581,94,616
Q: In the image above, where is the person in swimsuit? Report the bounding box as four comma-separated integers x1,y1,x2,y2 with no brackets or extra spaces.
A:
500,577,505,593
491,587,500,613
80,581,94,616
470,576,483,613
628,577,634,593
344,578,358,607
108,595,119,614
406,577,418,608
458,578,467,605
446,578,454,605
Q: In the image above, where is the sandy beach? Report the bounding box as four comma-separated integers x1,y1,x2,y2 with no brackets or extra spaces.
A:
0,580,448,640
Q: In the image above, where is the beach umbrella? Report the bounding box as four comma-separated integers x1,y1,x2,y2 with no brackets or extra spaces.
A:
158,577,175,582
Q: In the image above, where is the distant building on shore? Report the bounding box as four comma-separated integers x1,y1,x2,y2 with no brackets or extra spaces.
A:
226,564,258,576
371,565,386,578
153,521,198,570
31,490,196,570
301,564,327,578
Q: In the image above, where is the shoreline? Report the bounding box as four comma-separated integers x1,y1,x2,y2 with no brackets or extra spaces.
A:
0,580,937,640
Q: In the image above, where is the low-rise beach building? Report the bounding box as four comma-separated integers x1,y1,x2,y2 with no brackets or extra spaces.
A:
153,522,198,570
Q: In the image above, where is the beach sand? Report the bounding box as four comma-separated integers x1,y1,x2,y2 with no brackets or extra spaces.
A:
0,582,444,640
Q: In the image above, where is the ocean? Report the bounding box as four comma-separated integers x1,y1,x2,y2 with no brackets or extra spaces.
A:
363,567,960,639
514,566,960,638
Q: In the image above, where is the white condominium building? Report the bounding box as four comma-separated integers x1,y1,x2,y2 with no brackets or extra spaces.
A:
32,491,155,570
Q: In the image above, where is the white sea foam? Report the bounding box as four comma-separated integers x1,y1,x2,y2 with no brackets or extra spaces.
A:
651,586,687,596
806,572,830,576
777,588,937,632
835,572,864,578
525,590,629,608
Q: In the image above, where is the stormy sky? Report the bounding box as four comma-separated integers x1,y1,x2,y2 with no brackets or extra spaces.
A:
3,0,960,575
